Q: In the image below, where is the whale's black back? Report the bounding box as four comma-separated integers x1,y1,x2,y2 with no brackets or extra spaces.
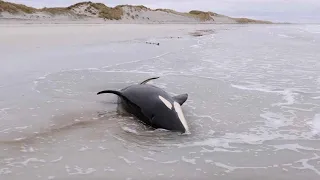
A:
97,77,189,132
119,84,175,127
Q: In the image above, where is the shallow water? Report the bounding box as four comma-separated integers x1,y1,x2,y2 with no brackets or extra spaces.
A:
1,24,320,179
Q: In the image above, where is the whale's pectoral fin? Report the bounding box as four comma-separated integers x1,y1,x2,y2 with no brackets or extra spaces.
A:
173,93,188,105
140,77,160,84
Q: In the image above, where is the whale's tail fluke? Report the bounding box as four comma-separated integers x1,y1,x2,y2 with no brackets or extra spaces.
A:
97,90,141,111
97,90,132,104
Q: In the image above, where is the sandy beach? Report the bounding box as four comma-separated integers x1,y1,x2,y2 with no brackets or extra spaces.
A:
0,23,218,47
1,22,320,180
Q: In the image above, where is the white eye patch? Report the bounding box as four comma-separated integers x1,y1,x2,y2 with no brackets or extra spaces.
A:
159,95,172,109
173,102,189,132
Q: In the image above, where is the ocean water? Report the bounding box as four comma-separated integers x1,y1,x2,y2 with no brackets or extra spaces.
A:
1,24,320,179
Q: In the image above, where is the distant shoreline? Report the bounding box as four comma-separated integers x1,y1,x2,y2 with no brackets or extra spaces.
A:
0,0,274,24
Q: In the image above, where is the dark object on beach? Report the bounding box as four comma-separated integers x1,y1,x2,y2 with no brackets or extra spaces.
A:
97,77,190,133
190,33,203,37
146,42,160,46
190,29,215,37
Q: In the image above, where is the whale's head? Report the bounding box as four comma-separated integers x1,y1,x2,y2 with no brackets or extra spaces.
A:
152,95,190,133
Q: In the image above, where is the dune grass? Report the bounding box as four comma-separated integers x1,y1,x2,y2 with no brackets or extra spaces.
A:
155,8,184,15
0,0,74,15
116,5,150,12
68,1,92,9
83,2,123,20
97,6,123,20
233,17,272,24
188,10,214,21
189,10,205,15
40,7,70,15
1,0,273,23
155,9,215,22
68,2,124,20
0,0,36,14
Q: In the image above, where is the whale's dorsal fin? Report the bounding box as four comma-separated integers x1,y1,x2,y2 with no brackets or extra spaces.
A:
140,77,160,84
173,93,188,105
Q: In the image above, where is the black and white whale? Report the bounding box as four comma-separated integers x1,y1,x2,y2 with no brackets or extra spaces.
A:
97,77,190,133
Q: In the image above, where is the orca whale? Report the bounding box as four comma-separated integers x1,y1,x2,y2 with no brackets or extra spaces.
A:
97,77,189,133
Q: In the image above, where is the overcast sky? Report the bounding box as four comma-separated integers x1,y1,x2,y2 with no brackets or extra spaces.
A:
9,0,320,23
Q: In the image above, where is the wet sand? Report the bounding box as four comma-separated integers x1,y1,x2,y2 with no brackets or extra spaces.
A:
1,23,320,179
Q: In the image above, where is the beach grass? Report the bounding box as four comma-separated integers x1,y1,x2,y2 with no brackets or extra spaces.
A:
88,2,123,20
68,1,91,9
116,5,150,12
233,17,272,24
40,7,70,15
0,0,273,23
68,2,124,20
155,9,214,21
0,0,36,14
188,10,214,21
155,8,184,15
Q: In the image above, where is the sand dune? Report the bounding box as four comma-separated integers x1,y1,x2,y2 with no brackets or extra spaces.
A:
0,1,272,24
